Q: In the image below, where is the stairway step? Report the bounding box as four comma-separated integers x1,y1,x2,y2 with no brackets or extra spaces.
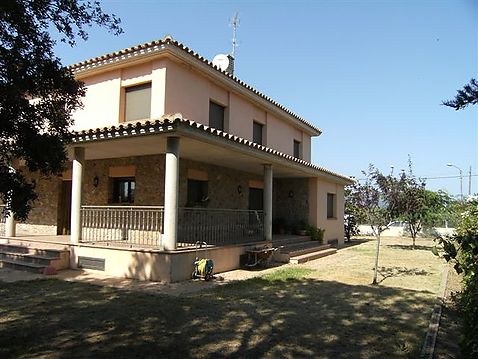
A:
272,235,312,246
289,248,337,264
0,251,58,266
0,243,65,258
280,241,330,252
285,244,332,257
0,258,46,273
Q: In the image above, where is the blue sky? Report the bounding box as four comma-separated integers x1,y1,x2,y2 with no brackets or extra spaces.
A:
54,0,477,197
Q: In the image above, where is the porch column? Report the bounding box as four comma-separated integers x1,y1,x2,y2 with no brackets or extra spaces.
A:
5,166,16,237
5,209,16,237
70,147,85,244
263,164,273,241
163,136,180,250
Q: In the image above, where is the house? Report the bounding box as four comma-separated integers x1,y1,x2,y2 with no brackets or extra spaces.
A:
0,36,353,282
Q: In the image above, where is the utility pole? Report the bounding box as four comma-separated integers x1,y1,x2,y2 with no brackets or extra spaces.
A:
469,166,472,196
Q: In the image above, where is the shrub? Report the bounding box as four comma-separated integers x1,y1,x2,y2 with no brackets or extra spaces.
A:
306,225,325,243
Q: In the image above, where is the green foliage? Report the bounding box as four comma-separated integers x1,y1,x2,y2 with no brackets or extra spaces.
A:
0,0,121,220
437,197,478,357
263,267,315,281
306,225,325,243
442,78,478,110
344,186,360,241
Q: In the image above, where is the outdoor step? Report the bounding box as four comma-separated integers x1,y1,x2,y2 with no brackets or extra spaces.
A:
279,241,330,252
0,243,66,258
0,251,58,266
289,248,337,264
271,235,312,246
283,243,332,257
0,258,46,273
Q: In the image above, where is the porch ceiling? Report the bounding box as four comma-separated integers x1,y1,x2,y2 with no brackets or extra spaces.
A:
68,134,311,178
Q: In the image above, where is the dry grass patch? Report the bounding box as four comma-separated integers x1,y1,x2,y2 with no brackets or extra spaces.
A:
0,236,445,358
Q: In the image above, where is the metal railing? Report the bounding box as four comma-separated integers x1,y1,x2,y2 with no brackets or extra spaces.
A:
177,208,264,247
80,205,265,248
81,205,164,247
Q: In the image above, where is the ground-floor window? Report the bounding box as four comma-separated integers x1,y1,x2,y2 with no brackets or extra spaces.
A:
187,179,208,207
327,193,336,219
111,177,135,204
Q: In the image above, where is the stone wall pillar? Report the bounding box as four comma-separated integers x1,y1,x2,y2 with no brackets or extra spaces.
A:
70,147,85,244
163,137,180,250
263,164,273,241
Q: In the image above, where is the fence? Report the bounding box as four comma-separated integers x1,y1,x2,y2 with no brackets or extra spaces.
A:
177,208,264,247
80,205,264,248
81,205,164,247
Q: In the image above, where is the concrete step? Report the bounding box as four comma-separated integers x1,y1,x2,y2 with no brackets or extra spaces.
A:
0,243,70,271
0,258,46,273
0,251,57,266
271,235,312,247
289,248,337,264
282,243,332,257
0,243,67,258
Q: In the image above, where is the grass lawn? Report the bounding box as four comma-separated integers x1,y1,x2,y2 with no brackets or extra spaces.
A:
0,236,446,358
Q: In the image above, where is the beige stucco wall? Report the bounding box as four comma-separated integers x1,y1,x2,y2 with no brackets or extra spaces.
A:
72,59,167,131
70,242,252,282
308,178,345,245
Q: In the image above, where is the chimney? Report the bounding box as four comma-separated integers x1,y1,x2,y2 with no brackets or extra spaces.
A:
226,54,235,75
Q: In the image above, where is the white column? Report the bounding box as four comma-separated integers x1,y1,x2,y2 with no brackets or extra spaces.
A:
163,137,180,250
5,209,16,237
70,147,85,244
263,164,273,241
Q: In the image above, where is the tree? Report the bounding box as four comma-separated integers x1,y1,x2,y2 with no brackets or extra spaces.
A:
349,165,398,284
435,197,478,357
344,185,360,241
442,78,478,110
0,0,121,220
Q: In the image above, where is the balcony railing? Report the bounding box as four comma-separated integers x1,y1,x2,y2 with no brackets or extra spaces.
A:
79,205,264,248
81,205,164,247
177,208,264,247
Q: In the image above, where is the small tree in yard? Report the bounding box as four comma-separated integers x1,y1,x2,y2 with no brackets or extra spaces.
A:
344,185,360,241
349,165,397,285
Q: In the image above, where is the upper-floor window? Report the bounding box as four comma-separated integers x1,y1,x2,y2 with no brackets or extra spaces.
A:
253,121,263,145
187,179,209,207
124,82,151,122
293,140,301,159
209,101,225,130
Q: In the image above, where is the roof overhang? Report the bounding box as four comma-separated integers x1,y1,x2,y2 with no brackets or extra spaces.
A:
69,36,322,137
70,114,353,185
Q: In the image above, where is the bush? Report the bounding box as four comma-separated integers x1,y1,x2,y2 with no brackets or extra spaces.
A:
306,225,325,243
437,196,478,357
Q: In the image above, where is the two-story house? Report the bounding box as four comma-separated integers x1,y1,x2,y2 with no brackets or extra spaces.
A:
1,36,353,282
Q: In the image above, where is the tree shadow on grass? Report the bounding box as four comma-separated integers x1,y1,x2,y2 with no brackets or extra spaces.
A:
376,266,430,284
386,244,434,251
0,274,436,359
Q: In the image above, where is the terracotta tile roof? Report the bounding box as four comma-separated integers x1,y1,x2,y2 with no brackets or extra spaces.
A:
71,114,352,184
68,35,322,135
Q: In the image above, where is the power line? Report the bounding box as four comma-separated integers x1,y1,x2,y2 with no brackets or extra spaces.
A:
354,174,478,181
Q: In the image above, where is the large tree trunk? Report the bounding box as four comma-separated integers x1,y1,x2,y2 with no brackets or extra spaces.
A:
372,234,381,285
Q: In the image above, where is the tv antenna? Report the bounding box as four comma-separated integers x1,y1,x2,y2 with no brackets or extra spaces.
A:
230,12,240,58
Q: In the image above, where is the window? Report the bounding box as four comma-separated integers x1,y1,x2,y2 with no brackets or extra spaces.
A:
209,101,225,130
187,179,208,207
253,121,263,144
124,83,151,122
293,140,301,159
111,177,135,204
327,193,336,219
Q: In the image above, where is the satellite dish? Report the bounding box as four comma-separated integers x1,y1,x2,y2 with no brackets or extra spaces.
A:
212,54,230,72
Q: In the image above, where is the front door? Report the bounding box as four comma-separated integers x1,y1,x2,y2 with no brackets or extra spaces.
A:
57,180,72,235
249,188,263,211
